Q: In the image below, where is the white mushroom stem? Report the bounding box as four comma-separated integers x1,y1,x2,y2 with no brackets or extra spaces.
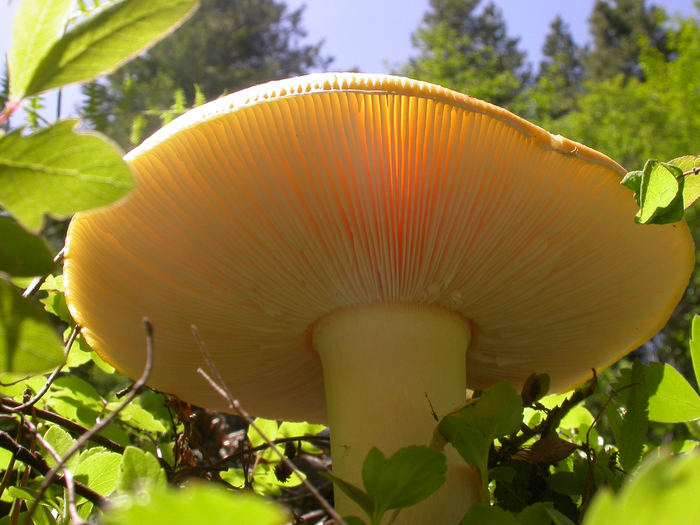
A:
313,302,481,524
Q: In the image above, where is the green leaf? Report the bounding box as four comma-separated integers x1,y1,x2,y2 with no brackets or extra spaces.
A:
220,467,246,489
690,315,700,390
618,359,649,472
103,485,288,525
583,453,700,525
116,447,167,492
517,503,554,525
319,472,375,519
457,381,524,441
461,503,520,525
0,279,64,374
107,402,167,433
51,375,104,412
19,0,201,99
645,362,700,423
361,446,446,521
343,518,368,525
602,393,624,452
668,155,700,209
73,451,121,498
7,0,73,102
42,425,78,470
635,159,685,225
247,418,279,448
614,362,700,423
0,215,54,276
546,471,585,496
0,120,133,231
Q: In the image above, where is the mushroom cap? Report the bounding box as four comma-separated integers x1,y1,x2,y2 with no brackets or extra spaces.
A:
64,73,694,422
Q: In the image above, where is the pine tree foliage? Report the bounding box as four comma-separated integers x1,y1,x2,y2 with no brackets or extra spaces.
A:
515,16,584,122
399,0,527,108
586,0,668,81
80,0,332,148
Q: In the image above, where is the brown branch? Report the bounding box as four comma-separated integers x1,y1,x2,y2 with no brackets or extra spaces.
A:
25,318,155,524
22,248,65,299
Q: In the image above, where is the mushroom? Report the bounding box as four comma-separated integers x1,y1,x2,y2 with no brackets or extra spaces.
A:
63,73,694,523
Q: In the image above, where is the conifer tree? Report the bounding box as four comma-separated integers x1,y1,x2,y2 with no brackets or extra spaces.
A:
399,0,526,108
81,0,332,148
586,0,667,81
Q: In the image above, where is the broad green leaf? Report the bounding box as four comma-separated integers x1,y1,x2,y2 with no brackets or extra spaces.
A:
220,468,246,489
42,424,78,470
517,503,554,525
51,375,104,412
583,453,700,525
20,0,200,98
668,155,700,209
116,447,167,492
690,315,700,390
277,421,326,438
40,290,72,324
0,120,133,231
103,485,288,525
546,471,585,496
107,402,167,433
461,503,520,525
645,362,700,423
7,0,72,102
614,362,700,423
343,518,368,525
439,417,489,472
618,359,649,472
319,472,375,519
457,381,523,441
0,215,54,276
0,279,64,373
635,160,685,225
247,418,279,448
73,451,121,498
45,394,100,428
361,446,446,521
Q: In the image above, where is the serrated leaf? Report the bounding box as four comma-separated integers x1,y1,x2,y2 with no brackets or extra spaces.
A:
18,0,200,99
116,446,167,492
0,279,64,374
602,393,624,452
618,359,649,472
0,215,54,276
635,160,685,225
7,0,72,102
690,315,700,390
668,155,700,209
102,484,288,525
0,120,133,231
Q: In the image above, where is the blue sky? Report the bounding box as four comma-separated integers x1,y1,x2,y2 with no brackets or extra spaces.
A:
1,0,698,117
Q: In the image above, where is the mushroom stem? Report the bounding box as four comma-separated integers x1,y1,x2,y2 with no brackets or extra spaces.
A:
313,302,480,524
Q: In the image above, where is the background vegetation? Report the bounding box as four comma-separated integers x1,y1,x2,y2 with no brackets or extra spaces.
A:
2,0,700,523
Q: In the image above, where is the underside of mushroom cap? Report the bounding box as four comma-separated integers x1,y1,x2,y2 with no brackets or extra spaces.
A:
64,73,695,421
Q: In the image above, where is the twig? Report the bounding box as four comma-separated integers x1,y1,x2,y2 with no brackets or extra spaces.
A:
213,435,330,468
19,415,85,525
0,398,125,454
192,325,345,525
0,431,104,506
22,248,65,299
25,318,155,524
682,166,700,178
